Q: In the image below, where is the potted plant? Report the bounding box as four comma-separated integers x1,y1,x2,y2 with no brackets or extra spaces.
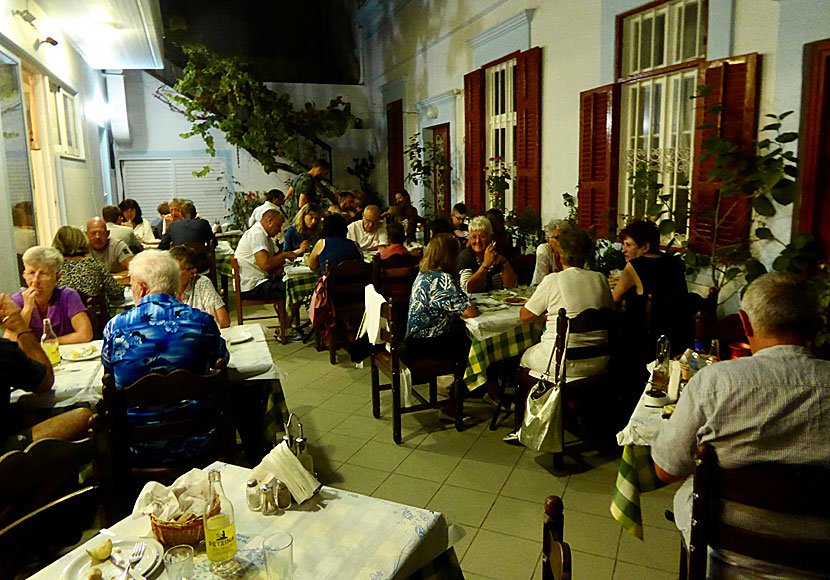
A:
404,133,446,218
485,157,512,212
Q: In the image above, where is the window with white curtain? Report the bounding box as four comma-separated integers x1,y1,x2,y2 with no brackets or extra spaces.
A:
484,58,517,209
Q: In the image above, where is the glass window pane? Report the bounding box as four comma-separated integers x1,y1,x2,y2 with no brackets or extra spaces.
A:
640,17,653,70
631,20,641,75
63,95,75,149
654,13,666,67
680,76,695,132
652,82,662,140
683,2,699,60
640,85,651,140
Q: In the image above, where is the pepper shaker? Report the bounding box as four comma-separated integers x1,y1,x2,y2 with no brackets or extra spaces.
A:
261,482,279,515
275,479,292,510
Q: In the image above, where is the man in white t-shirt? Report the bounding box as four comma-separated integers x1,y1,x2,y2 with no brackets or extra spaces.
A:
248,189,287,229
346,205,387,252
234,210,304,300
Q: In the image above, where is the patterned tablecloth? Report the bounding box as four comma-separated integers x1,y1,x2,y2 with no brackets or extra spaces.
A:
30,461,462,580
283,264,319,310
216,229,244,249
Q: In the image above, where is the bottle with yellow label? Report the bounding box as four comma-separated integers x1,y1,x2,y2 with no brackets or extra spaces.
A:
204,469,237,572
41,318,60,367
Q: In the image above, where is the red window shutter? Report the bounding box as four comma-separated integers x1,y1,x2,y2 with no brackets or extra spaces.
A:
515,46,542,213
577,84,620,238
689,53,760,253
386,99,404,205
464,69,486,213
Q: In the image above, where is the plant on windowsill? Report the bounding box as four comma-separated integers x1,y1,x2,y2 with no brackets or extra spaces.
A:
505,206,543,254
404,133,446,218
484,157,512,212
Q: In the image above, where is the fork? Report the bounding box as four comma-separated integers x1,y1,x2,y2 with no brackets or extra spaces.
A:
118,542,145,580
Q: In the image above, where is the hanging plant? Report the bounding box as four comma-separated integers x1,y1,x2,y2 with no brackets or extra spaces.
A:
155,45,355,176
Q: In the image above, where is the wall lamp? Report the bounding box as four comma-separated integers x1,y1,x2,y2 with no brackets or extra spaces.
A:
35,37,58,50
12,9,36,25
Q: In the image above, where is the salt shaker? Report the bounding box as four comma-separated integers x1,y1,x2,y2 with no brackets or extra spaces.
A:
261,482,279,515
275,479,292,510
246,478,262,511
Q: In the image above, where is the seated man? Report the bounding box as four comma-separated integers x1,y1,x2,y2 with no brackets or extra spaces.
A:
234,209,302,300
102,205,142,254
86,217,133,273
346,205,388,252
158,201,215,250
327,191,358,222
102,250,229,388
0,294,91,452
652,272,830,578
451,202,468,237
378,222,409,260
248,189,287,229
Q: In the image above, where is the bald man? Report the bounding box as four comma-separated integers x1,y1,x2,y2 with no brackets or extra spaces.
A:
86,217,133,273
346,205,388,252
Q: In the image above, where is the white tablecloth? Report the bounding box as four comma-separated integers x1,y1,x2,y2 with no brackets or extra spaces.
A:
616,360,682,446
10,324,285,409
31,462,459,580
464,294,525,341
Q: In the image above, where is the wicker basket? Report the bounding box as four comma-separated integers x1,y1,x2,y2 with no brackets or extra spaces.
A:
150,513,205,546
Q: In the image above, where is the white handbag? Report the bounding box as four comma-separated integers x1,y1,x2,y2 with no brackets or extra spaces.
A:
518,320,569,453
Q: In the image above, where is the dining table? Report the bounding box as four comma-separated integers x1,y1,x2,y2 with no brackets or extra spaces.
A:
31,461,463,580
10,324,290,460
463,287,543,390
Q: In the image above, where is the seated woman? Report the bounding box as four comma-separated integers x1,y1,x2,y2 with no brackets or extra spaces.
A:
378,222,409,259
520,226,614,378
308,213,363,272
612,219,690,358
406,234,478,419
457,216,518,293
53,225,123,305
119,198,157,243
6,246,92,344
531,220,568,285
389,189,424,241
283,203,322,254
168,245,230,328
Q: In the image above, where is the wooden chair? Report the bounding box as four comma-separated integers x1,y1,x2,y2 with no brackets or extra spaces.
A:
684,443,830,580
371,252,419,303
94,361,234,518
0,438,98,578
511,253,537,286
320,258,371,364
230,256,288,344
78,291,110,340
371,302,466,443
543,495,572,580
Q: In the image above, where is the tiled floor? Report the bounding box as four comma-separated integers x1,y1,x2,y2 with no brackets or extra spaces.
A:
253,312,682,580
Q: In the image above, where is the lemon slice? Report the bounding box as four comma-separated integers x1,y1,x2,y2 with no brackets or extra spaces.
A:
86,538,112,560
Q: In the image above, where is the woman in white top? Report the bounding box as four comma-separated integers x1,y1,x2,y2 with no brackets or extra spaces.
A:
531,219,569,285
519,225,613,378
168,245,230,328
120,199,157,243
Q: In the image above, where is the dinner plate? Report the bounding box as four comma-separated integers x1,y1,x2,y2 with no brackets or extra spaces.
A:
503,297,528,305
61,538,163,580
60,345,101,362
226,331,253,345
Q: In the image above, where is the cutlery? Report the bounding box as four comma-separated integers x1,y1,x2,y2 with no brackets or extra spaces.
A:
118,542,145,580
110,553,147,580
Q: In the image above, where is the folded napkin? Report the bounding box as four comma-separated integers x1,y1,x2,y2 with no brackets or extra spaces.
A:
250,441,322,504
131,468,209,520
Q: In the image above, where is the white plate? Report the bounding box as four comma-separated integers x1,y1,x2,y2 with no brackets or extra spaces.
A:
62,538,163,580
60,345,101,362
227,331,253,345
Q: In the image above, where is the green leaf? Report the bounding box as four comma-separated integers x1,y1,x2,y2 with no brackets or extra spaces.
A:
755,227,774,240
659,219,676,236
779,111,794,120
793,232,814,249
757,139,772,149
745,259,767,278
765,113,779,118
775,132,798,143
772,256,791,271
783,165,798,178
725,267,742,281
761,123,781,132
646,202,664,216
753,195,776,217
771,180,796,205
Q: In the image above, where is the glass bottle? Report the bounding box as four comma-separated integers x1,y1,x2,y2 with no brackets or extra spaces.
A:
41,318,60,367
708,339,721,362
295,437,314,475
204,469,237,571
246,478,262,512
651,335,671,393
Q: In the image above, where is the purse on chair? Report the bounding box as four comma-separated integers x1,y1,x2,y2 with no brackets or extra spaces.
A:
519,319,569,453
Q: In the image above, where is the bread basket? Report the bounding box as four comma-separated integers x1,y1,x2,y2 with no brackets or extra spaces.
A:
150,513,204,546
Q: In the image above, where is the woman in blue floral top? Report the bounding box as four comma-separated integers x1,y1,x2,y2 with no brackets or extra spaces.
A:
406,234,478,364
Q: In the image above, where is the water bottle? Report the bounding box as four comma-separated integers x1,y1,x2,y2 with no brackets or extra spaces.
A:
689,340,708,373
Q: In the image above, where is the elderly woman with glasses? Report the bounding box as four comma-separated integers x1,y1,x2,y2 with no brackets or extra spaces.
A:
6,246,92,344
168,245,230,328
457,216,518,293
53,226,123,304
531,219,569,285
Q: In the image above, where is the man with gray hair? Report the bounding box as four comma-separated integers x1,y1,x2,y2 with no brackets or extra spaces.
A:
102,249,229,388
158,200,215,250
652,272,830,577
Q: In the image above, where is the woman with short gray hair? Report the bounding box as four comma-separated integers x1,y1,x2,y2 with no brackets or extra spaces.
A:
531,219,570,285
5,246,92,344
457,216,518,293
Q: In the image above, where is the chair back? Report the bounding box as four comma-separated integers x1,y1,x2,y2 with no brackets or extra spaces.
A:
184,240,218,288
326,258,372,325
231,256,245,324
511,253,537,286
78,291,110,340
688,443,830,579
566,307,613,361
372,252,418,306
543,495,572,580
0,437,93,530
98,361,233,488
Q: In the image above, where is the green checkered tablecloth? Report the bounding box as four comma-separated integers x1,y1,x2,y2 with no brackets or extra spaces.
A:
463,321,542,390
216,230,243,249
610,444,667,539
285,267,319,309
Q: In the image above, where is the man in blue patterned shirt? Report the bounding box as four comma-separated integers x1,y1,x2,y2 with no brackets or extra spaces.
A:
102,249,229,386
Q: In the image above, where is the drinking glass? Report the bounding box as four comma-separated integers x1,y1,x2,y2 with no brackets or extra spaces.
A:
163,544,194,580
263,531,293,580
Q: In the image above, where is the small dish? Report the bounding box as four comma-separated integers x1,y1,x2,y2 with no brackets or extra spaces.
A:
62,538,163,580
226,332,253,345
60,345,100,362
